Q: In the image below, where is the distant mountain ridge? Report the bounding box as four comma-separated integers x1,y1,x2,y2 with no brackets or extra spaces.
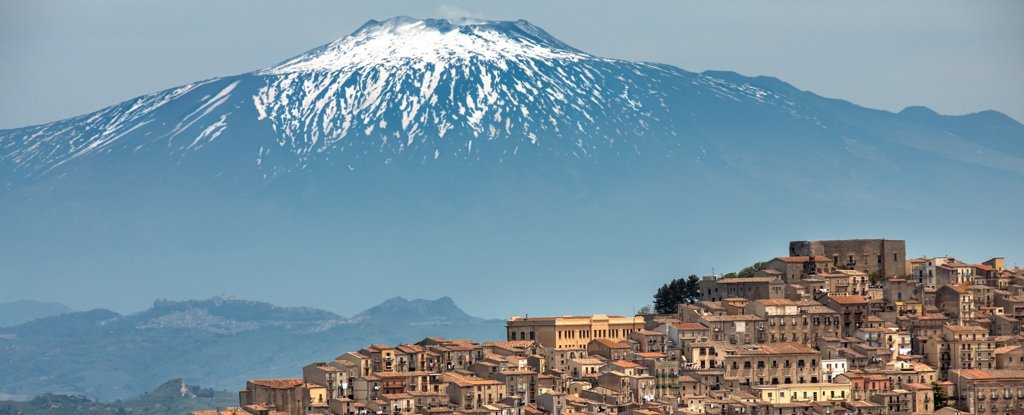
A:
0,378,236,415
0,296,503,401
0,300,75,328
350,296,481,324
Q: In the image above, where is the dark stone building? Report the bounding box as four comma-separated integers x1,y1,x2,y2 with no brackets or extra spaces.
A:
789,239,907,278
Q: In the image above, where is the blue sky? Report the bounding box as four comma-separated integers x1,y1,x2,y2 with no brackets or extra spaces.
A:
1,0,1021,130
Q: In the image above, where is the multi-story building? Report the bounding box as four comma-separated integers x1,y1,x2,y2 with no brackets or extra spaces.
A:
789,239,906,278
914,256,957,288
506,314,645,349
935,285,975,322
923,325,995,378
821,358,848,382
936,261,976,286
700,314,765,345
751,382,851,404
443,372,505,410
832,371,891,402
239,379,327,415
823,295,869,337
948,369,1024,415
721,342,823,389
765,256,834,284
700,276,785,301
302,362,348,400
745,299,842,345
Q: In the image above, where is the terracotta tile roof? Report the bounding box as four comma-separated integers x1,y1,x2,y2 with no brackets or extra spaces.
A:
671,322,708,331
573,357,604,365
756,299,797,306
801,305,839,314
994,345,1022,354
702,315,763,322
443,373,502,387
757,343,819,354
975,263,996,271
952,369,1024,380
249,378,303,389
827,295,868,305
396,344,426,353
944,325,986,332
610,360,643,368
591,338,630,349
634,352,668,359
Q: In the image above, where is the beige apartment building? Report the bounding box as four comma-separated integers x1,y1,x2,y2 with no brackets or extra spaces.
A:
443,372,505,410
720,342,824,389
238,379,327,415
923,325,996,378
506,314,645,349
948,369,1024,415
751,382,851,404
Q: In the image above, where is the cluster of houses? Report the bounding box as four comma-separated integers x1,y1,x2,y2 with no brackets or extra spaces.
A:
193,239,1024,415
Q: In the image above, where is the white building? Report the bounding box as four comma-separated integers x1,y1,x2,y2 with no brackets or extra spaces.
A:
821,358,848,382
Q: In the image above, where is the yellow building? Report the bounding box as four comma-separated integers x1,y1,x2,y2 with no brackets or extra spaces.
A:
752,382,851,404
506,314,645,349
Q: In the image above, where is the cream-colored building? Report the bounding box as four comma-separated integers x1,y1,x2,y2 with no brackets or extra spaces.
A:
506,314,644,349
752,382,851,404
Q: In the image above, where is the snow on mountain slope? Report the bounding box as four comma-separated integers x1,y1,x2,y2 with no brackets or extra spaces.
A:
0,17,811,180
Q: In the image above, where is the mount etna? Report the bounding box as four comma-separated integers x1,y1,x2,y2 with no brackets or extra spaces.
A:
1,17,1022,325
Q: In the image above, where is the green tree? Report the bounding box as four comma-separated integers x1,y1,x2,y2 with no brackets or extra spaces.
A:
654,275,701,314
683,274,701,304
721,262,768,279
932,381,949,409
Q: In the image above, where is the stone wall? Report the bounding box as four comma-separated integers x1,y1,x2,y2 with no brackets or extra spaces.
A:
790,239,906,278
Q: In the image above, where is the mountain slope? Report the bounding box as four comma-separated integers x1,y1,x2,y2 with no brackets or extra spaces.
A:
0,301,74,328
0,296,503,401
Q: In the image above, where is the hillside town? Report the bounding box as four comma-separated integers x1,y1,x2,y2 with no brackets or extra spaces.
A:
195,239,1024,415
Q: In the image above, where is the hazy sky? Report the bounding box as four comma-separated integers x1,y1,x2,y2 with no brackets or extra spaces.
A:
1,1,1022,130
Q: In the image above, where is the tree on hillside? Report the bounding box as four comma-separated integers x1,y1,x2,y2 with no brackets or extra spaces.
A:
654,274,701,314
722,261,768,279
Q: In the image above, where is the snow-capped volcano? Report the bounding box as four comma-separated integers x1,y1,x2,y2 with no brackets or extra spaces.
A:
1,16,807,179
264,17,589,73
250,16,689,163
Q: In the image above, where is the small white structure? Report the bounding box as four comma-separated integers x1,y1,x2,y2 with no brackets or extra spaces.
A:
821,358,848,382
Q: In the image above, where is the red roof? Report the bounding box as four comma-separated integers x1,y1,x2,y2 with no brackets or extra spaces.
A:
672,322,708,331
828,295,868,305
